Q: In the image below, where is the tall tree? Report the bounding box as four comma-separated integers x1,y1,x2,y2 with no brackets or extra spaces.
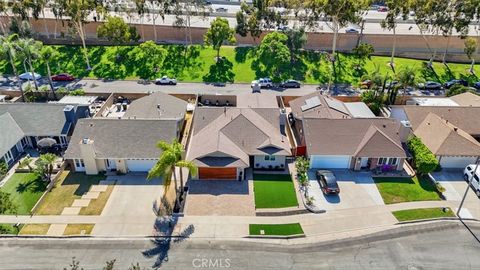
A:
397,66,418,101
0,34,25,101
97,15,140,47
128,40,166,79
381,0,409,71
34,153,57,182
256,32,291,82
145,0,172,42
40,46,59,99
16,38,42,92
464,37,477,74
204,17,236,60
284,26,307,62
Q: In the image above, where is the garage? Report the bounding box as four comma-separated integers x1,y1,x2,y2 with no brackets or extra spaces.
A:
439,156,477,169
310,155,351,169
199,167,237,180
126,159,158,172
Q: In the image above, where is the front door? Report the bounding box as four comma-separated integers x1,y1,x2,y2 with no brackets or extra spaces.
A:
360,157,369,168
106,159,117,170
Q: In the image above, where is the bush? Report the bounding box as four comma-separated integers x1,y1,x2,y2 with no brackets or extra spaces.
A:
446,84,474,97
407,136,439,175
0,161,7,180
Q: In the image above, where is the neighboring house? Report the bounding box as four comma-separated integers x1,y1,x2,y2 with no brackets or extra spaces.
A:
406,92,480,107
187,106,291,180
303,118,408,171
391,105,480,168
0,103,89,167
64,119,178,174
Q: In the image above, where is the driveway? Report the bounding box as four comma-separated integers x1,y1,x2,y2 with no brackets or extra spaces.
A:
307,170,385,211
184,179,255,216
92,174,163,236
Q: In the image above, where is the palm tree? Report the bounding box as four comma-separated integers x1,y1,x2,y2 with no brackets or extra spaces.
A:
35,153,57,182
40,46,58,100
147,139,197,198
19,157,33,172
397,66,418,102
16,38,43,92
0,34,25,101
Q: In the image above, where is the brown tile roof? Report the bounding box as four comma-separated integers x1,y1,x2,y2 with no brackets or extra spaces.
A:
303,118,406,157
449,92,480,107
289,92,352,119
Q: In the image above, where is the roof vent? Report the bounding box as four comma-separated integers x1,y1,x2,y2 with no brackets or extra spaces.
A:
157,104,161,110
82,138,89,144
382,124,386,128
454,127,458,132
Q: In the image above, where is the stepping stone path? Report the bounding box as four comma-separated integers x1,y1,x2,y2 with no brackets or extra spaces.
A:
81,191,101,200
60,181,116,216
47,224,67,236
61,207,81,215
72,199,91,207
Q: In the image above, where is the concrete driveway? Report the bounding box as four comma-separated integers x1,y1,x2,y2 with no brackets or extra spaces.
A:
92,174,163,236
307,170,385,211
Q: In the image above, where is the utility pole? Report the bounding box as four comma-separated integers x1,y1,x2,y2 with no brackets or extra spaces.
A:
457,159,480,217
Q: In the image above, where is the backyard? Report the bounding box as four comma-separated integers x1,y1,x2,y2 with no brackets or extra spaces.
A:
392,207,456,222
253,174,298,209
373,176,441,204
0,173,47,215
0,45,478,85
249,223,304,236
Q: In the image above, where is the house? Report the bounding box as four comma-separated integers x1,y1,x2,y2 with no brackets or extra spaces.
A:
0,103,89,167
187,106,291,180
406,92,480,107
391,105,480,168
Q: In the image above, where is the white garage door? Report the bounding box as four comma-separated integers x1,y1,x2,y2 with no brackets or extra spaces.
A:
310,155,351,169
439,156,477,169
126,159,158,172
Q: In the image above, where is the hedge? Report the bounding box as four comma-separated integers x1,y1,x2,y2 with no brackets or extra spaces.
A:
407,136,439,175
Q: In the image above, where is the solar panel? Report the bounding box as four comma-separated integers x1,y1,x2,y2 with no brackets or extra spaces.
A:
324,97,350,115
300,96,321,112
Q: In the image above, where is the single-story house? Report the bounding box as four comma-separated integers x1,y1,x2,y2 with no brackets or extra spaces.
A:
406,92,480,107
187,107,291,180
0,103,89,167
64,119,178,174
303,118,408,171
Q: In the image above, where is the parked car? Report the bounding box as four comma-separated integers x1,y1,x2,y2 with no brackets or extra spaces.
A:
205,0,212,5
444,79,468,89
251,78,273,88
418,81,442,90
386,80,399,89
360,80,372,89
280,79,301,88
19,72,41,80
377,6,389,12
155,76,177,85
277,25,289,31
251,81,261,93
473,81,480,90
51,73,75,81
345,27,359,33
215,7,228,12
463,164,480,196
315,170,340,195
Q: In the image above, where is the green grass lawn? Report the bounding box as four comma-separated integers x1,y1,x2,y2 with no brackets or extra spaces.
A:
253,174,298,209
249,223,304,236
0,224,21,235
392,207,456,222
373,176,441,204
0,44,477,84
0,173,47,215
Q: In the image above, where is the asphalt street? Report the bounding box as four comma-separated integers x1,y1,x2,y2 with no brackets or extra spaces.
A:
0,222,479,269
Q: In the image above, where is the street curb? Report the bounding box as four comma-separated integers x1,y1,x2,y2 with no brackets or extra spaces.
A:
396,217,480,225
245,234,305,240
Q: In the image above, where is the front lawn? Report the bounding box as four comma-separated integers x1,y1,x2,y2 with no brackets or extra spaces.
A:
253,174,298,209
19,224,50,235
373,176,441,204
79,185,114,215
0,224,21,235
63,224,95,235
393,207,456,222
249,223,304,236
0,173,47,215
34,171,106,215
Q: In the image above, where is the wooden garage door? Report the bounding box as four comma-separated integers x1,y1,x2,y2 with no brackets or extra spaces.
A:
199,167,237,180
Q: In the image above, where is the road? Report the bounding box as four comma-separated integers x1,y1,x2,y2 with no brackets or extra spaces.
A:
0,222,479,269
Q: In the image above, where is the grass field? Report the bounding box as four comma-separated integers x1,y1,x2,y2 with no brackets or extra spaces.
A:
79,185,114,215
249,223,304,236
19,224,50,235
0,45,478,84
253,174,298,209
0,173,47,215
0,224,21,235
63,224,95,235
373,176,441,204
392,207,456,222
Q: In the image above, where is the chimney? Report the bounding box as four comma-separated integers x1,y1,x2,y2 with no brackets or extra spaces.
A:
454,127,458,132
398,120,412,143
63,105,76,124
78,138,99,175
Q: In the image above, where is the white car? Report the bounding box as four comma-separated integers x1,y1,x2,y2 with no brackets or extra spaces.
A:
19,72,41,80
251,78,273,88
215,7,228,13
464,164,480,196
155,76,177,85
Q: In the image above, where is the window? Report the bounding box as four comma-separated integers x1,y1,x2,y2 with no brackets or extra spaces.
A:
264,156,270,161
388,158,398,166
378,157,387,165
264,156,276,161
75,159,85,168
378,157,398,166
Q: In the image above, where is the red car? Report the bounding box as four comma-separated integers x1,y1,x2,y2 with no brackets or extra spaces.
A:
377,6,388,12
51,73,75,81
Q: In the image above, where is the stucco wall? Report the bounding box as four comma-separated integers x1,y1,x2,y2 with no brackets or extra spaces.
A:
254,155,286,169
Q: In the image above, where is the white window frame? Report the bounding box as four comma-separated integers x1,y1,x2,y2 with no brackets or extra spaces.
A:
75,159,85,168
378,157,398,166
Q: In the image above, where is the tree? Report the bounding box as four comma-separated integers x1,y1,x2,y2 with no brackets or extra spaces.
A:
397,66,418,101
0,161,7,180
15,38,43,92
352,42,374,75
284,26,307,62
295,157,310,197
41,46,59,100
446,84,475,97
381,0,409,71
35,153,58,182
256,32,291,82
0,34,25,101
19,157,33,172
464,37,477,74
0,190,18,215
145,0,172,42
407,136,439,175
97,16,140,46
148,140,197,208
204,17,236,60
128,40,166,79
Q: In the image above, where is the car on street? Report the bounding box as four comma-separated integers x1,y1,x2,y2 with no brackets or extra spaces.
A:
155,76,177,85
377,6,389,12
345,27,359,33
418,81,442,90
315,170,340,195
251,78,273,88
473,81,480,90
463,164,480,196
251,81,261,93
277,25,289,31
215,7,228,12
51,73,75,81
19,72,41,80
444,79,468,89
280,79,301,88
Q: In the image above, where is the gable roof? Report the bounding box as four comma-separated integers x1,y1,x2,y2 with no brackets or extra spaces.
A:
236,92,279,108
449,92,480,107
0,113,24,156
289,93,352,119
413,113,480,156
303,118,406,157
187,107,291,167
122,92,187,120
64,118,178,159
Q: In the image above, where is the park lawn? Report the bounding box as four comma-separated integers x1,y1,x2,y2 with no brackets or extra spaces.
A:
392,207,456,222
373,176,441,204
19,224,50,235
0,224,21,235
79,185,114,215
63,224,95,235
34,171,106,215
0,173,47,215
253,174,298,209
249,223,304,236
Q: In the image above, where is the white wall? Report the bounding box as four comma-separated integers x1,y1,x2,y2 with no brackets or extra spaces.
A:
254,155,286,169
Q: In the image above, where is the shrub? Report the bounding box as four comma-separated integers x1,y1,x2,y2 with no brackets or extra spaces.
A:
0,161,7,180
407,136,439,175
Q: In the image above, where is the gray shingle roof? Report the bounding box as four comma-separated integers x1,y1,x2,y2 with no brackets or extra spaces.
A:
0,113,24,156
122,92,187,120
289,93,352,120
64,118,178,159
